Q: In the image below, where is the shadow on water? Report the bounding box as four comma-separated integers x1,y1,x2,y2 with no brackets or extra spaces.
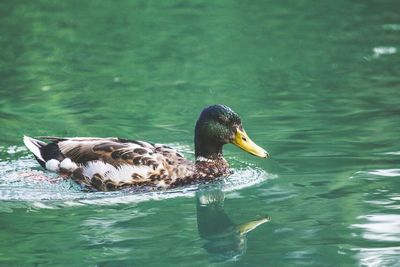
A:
196,186,270,262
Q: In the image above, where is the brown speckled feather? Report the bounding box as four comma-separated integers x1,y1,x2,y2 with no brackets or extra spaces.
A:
24,135,232,191
38,137,206,191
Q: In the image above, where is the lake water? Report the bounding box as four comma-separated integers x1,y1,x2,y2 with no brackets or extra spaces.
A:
1,1,399,266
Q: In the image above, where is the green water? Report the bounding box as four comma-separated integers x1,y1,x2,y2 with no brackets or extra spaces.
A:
1,0,400,266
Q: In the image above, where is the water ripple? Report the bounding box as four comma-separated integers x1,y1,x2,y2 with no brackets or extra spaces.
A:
382,24,400,31
352,214,400,242
368,169,400,177
373,47,397,57
355,247,400,267
0,148,275,210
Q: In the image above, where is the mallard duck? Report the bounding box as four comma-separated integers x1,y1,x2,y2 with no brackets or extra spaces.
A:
23,104,268,191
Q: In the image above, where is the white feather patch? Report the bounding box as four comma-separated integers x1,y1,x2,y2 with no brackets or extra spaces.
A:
60,158,78,171
82,161,110,178
108,165,151,183
157,180,167,188
23,136,44,161
45,159,60,172
82,161,152,183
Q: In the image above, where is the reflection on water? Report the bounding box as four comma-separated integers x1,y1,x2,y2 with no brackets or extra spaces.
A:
352,214,400,242
372,47,397,58
355,247,400,267
350,169,400,267
196,186,270,261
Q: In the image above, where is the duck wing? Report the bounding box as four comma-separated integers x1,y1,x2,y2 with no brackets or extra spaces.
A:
33,137,192,190
40,137,155,165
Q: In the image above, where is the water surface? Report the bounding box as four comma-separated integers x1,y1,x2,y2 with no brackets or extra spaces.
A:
1,0,400,266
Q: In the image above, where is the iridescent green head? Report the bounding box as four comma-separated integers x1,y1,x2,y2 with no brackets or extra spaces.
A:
194,104,268,159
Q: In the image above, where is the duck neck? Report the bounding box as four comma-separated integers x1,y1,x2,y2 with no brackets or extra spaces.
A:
194,141,230,178
194,138,224,161
194,133,230,177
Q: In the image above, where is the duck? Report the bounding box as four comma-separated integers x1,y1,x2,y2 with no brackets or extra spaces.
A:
23,104,268,191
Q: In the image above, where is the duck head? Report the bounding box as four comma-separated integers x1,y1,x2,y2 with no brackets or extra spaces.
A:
194,104,268,160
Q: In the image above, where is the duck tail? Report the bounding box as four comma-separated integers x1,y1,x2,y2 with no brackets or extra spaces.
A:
23,136,64,171
23,136,46,164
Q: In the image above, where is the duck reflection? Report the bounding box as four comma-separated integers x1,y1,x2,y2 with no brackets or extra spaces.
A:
196,186,270,260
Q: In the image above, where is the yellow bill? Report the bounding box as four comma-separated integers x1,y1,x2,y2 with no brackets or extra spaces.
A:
237,216,271,235
232,128,269,158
